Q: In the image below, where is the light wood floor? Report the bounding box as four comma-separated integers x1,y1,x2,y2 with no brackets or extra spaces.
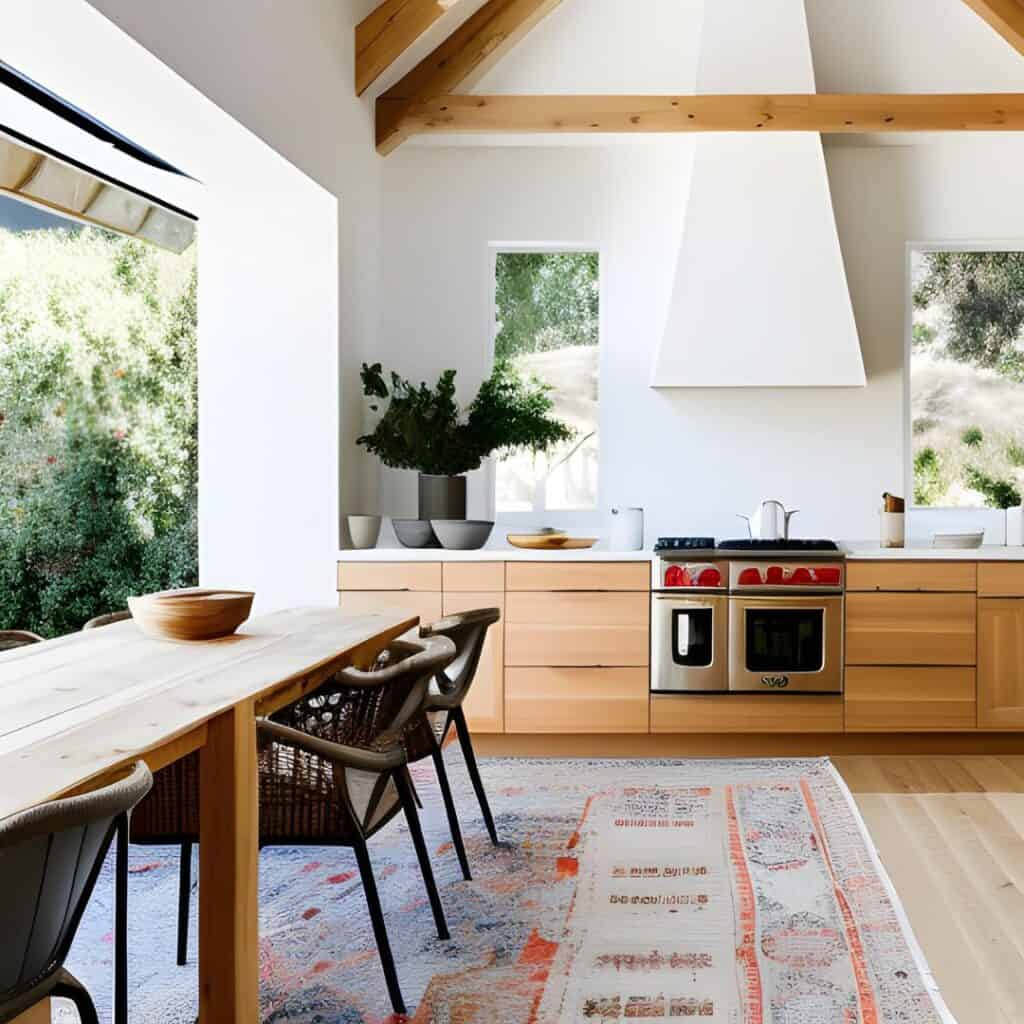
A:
835,756,1024,1024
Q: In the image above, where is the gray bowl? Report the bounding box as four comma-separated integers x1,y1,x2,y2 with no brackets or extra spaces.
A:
392,519,440,549
431,519,495,551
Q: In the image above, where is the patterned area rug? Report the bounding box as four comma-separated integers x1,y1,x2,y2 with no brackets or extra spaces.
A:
63,754,955,1023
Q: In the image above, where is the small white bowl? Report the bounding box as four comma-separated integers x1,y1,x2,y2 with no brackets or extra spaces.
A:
931,530,984,550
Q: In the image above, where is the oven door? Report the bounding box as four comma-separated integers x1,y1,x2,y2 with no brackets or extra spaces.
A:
728,595,843,693
651,593,728,693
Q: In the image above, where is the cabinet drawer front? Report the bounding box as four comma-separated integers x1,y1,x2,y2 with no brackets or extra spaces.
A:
443,592,504,733
505,592,649,666
650,695,843,734
442,562,505,593
505,561,650,592
978,563,1024,598
845,667,977,732
337,591,442,635
978,599,1024,730
845,593,976,665
338,561,442,592
846,561,976,593
505,668,649,733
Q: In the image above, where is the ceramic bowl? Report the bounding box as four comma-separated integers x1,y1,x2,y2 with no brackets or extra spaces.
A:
128,588,254,642
431,519,495,550
347,514,382,549
393,519,440,548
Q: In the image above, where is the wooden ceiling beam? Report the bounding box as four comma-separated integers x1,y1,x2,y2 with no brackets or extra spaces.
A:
356,0,464,96
380,92,1024,145
962,0,1024,55
376,0,563,154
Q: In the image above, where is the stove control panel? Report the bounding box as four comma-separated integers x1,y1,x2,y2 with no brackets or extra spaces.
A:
657,560,728,590
729,561,844,592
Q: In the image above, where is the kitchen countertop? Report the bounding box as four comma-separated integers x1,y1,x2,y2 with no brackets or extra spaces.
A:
841,542,1024,561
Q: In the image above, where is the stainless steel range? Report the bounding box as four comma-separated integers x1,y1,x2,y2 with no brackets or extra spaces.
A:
651,537,845,695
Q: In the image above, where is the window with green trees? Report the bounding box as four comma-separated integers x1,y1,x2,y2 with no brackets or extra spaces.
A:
493,249,599,514
0,196,197,637
911,248,1024,509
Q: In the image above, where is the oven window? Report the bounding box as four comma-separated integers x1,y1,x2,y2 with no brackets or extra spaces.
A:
746,608,824,673
671,608,713,667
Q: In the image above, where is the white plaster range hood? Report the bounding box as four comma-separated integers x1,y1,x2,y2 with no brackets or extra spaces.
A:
651,0,865,388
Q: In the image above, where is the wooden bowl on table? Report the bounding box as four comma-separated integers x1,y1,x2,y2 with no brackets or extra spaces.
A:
128,588,255,641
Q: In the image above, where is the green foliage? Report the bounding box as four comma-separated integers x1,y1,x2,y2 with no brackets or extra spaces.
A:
357,361,574,477
914,251,1024,380
0,223,197,637
913,447,949,506
963,465,1022,509
961,426,984,448
1008,442,1024,467
494,252,598,362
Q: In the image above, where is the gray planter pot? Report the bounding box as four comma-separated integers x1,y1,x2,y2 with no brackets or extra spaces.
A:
418,474,466,521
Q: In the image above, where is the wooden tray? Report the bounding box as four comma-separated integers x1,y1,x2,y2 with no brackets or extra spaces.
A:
128,587,255,641
507,534,597,550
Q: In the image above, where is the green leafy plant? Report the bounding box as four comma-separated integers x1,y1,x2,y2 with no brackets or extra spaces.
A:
356,361,574,476
963,465,1022,509
961,426,984,448
1008,441,1024,467
913,447,949,506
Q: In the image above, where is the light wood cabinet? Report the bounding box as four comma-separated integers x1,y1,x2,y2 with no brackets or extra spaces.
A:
977,563,1024,598
505,667,649,733
845,592,976,666
337,561,442,592
505,591,649,667
846,561,976,594
443,591,505,733
505,561,649,592
650,695,844,734
845,667,976,732
337,590,442,636
978,599,1024,729
443,562,504,592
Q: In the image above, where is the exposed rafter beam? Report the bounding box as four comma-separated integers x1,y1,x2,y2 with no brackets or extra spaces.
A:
356,0,464,96
376,0,563,154
380,93,1024,145
962,0,1024,55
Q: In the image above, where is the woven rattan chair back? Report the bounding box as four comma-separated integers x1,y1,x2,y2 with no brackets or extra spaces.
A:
82,610,132,630
0,631,43,653
0,762,152,1023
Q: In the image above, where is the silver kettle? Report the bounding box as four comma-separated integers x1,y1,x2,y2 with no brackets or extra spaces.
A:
738,499,799,541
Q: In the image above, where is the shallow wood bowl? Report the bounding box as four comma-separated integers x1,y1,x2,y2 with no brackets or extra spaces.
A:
128,588,255,641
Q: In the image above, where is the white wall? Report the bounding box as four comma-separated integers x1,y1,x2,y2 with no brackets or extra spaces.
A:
373,137,1024,542
3,0,381,610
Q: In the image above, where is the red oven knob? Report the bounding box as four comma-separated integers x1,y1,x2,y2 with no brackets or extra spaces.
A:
664,564,685,587
813,567,841,586
791,567,812,584
738,568,762,586
697,567,721,588
765,565,784,585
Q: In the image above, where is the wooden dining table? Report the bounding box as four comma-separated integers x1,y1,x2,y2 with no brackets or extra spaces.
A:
0,606,418,1024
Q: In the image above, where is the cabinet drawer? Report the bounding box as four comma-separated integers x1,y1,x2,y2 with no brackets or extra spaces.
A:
505,668,649,733
338,561,442,592
846,561,976,593
337,591,442,635
845,593,976,665
650,695,843,734
443,562,504,593
505,561,650,592
978,599,1024,730
443,592,504,733
978,563,1024,597
845,667,977,732
505,591,649,666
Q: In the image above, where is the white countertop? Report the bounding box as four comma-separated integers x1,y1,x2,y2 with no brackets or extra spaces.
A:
841,542,1024,561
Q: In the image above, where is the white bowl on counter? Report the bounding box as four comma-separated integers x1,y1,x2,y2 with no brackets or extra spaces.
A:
931,530,985,550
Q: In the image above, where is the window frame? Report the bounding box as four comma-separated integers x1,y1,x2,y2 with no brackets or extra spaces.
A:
904,239,1024,514
485,241,604,527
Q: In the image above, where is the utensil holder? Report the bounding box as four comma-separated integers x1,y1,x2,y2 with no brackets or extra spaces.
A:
880,511,905,548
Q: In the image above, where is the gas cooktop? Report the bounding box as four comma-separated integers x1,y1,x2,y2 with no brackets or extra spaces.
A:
654,537,841,556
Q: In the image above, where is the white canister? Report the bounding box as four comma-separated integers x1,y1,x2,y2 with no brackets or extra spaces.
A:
880,511,905,549
609,507,644,550
347,514,382,550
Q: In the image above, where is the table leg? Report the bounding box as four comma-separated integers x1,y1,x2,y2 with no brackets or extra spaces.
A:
198,701,259,1022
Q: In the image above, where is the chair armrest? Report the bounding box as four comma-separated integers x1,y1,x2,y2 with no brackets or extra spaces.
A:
257,718,404,773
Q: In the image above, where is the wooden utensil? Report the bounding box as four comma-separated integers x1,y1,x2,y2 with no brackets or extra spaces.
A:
128,587,255,641
882,492,905,513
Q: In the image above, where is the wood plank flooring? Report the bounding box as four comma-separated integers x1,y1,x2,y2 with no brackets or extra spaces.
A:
835,756,1024,1024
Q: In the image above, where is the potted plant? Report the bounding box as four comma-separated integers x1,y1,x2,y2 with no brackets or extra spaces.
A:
357,362,574,520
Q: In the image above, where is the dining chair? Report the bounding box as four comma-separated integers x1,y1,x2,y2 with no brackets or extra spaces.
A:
401,608,502,881
0,630,43,652
131,634,458,1017
82,610,132,630
0,761,153,1024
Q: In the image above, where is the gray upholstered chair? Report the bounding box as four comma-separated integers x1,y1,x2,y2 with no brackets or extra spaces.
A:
0,761,152,1024
400,608,502,881
82,610,132,631
0,630,43,652
132,635,457,1017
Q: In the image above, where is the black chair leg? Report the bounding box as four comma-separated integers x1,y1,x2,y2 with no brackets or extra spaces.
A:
432,744,472,881
351,832,407,1017
395,769,450,941
114,815,128,1024
54,971,100,1024
177,841,192,966
453,707,498,845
